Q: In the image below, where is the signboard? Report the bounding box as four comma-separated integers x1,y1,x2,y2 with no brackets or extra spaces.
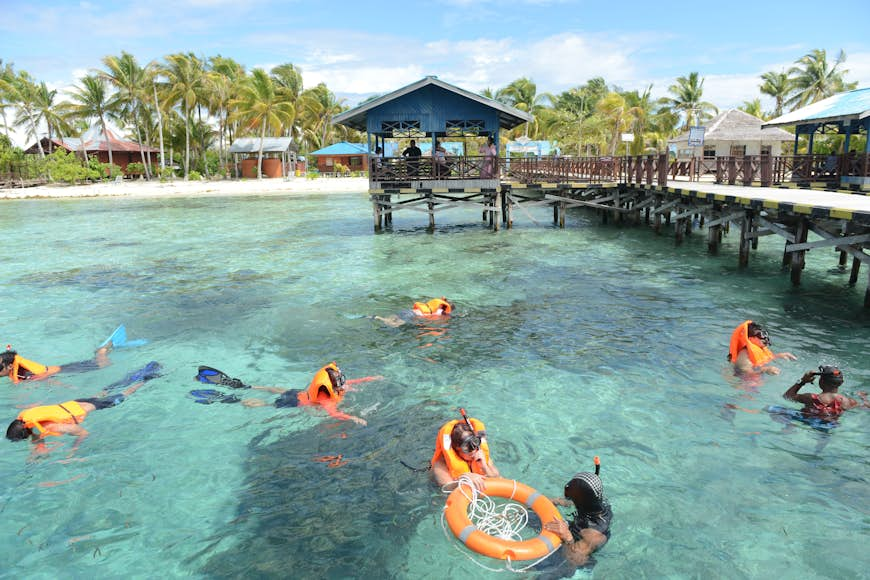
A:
688,126,705,147
620,133,635,142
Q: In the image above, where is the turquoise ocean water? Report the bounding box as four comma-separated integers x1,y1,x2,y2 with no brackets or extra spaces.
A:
0,192,868,579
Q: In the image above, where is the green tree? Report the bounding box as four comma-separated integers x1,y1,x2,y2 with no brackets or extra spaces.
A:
759,70,790,118
100,52,152,178
208,55,246,171
11,72,48,157
662,72,718,130
496,77,552,139
739,98,766,119
300,83,345,150
229,68,295,179
786,49,857,110
163,52,206,179
66,74,117,166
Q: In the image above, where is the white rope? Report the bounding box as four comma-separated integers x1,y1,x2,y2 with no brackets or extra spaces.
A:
440,475,561,573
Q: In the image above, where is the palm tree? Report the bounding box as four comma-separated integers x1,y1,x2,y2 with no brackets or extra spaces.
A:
596,92,635,155
662,72,718,130
496,77,551,138
299,83,345,151
622,86,655,155
270,62,303,139
759,70,790,118
208,56,245,171
32,81,70,152
101,52,151,177
786,49,857,110
0,60,16,143
66,74,116,167
739,98,766,120
229,68,294,179
163,52,205,179
12,72,48,157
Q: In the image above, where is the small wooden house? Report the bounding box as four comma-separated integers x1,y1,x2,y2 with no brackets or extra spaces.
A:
24,127,159,173
309,142,369,174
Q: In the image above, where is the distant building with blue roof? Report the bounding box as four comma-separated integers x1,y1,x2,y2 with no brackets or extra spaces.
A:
309,141,370,173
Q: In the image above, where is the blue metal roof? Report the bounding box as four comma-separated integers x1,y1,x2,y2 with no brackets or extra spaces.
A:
309,142,369,156
764,87,870,127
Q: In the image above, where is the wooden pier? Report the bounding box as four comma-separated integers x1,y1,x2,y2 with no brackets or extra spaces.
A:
368,157,870,307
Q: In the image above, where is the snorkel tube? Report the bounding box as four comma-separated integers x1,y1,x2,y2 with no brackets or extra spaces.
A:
594,455,601,476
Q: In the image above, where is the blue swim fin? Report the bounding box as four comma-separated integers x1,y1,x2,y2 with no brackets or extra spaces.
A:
98,325,149,349
188,389,242,405
195,366,250,389
104,361,163,392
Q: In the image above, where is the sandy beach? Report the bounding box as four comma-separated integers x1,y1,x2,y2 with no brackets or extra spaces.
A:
0,176,370,200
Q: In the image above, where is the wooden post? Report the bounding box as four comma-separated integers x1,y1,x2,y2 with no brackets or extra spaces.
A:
781,241,791,268
839,250,848,269
865,269,870,309
685,216,693,236
373,196,382,231
708,224,721,254
699,214,705,227
751,220,759,250
428,195,435,229
849,256,861,285
493,191,501,231
790,218,808,285
383,194,393,227
675,218,685,245
613,188,621,223
654,206,662,235
553,200,559,225
738,212,752,267
559,200,566,228
506,191,513,229
645,206,651,225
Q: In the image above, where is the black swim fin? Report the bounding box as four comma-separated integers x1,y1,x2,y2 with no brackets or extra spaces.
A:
195,366,250,389
188,389,242,405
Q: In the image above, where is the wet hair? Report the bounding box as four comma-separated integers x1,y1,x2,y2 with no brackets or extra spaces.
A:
6,419,31,441
747,322,771,346
450,422,481,452
818,365,844,389
326,366,346,392
565,472,605,513
0,350,16,371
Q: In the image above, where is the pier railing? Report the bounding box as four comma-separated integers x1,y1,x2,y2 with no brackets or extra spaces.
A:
367,153,868,188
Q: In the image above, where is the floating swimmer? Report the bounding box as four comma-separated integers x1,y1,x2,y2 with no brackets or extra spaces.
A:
189,363,381,426
373,297,453,328
727,320,796,376
5,361,163,453
430,408,500,491
544,457,613,568
1,324,147,384
782,366,869,417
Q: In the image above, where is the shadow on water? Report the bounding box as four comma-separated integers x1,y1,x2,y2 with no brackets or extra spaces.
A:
199,401,448,578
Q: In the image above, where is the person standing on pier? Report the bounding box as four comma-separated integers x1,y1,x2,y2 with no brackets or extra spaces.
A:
402,139,421,177
728,320,796,376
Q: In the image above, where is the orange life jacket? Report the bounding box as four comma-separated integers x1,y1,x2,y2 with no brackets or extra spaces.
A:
18,400,88,437
728,320,774,367
8,354,60,384
412,298,452,316
430,418,492,479
301,362,345,405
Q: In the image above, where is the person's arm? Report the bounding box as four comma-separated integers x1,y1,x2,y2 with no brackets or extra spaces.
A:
319,400,366,425
250,385,287,394
345,375,384,388
775,351,797,361
543,518,608,567
49,423,90,453
431,456,454,487
735,349,779,375
783,371,817,404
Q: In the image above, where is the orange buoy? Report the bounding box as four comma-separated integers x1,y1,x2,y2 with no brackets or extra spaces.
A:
444,477,562,561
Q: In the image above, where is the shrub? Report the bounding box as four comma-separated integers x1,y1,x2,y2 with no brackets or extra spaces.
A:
126,162,146,176
188,170,202,180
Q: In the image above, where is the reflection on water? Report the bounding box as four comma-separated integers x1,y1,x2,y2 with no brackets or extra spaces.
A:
0,194,868,578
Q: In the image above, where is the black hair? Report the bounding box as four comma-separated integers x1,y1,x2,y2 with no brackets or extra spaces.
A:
564,473,605,514
818,365,844,389
6,419,31,441
450,422,481,451
747,322,771,346
0,350,16,370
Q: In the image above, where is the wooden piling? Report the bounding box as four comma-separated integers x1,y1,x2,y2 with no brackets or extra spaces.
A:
494,191,502,231
790,218,808,285
708,224,721,254
781,241,791,268
839,250,848,269
675,218,685,245
505,192,513,229
738,212,752,267
428,195,435,229
849,256,861,285
559,200,566,228
373,196,382,231
865,270,870,308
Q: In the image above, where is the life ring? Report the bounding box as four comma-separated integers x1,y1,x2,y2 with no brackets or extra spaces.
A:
444,477,562,561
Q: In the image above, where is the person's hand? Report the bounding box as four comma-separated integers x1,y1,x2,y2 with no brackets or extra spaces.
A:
543,518,572,543
763,366,781,375
800,370,817,384
350,416,367,426
465,472,487,491
779,352,798,361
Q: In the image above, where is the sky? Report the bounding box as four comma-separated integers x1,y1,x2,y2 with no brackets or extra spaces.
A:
2,0,869,146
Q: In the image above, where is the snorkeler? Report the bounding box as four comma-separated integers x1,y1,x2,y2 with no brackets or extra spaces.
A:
189,363,380,426
1,324,146,384
727,320,796,376
783,366,869,416
5,361,163,451
430,409,500,490
544,458,612,568
373,297,453,328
